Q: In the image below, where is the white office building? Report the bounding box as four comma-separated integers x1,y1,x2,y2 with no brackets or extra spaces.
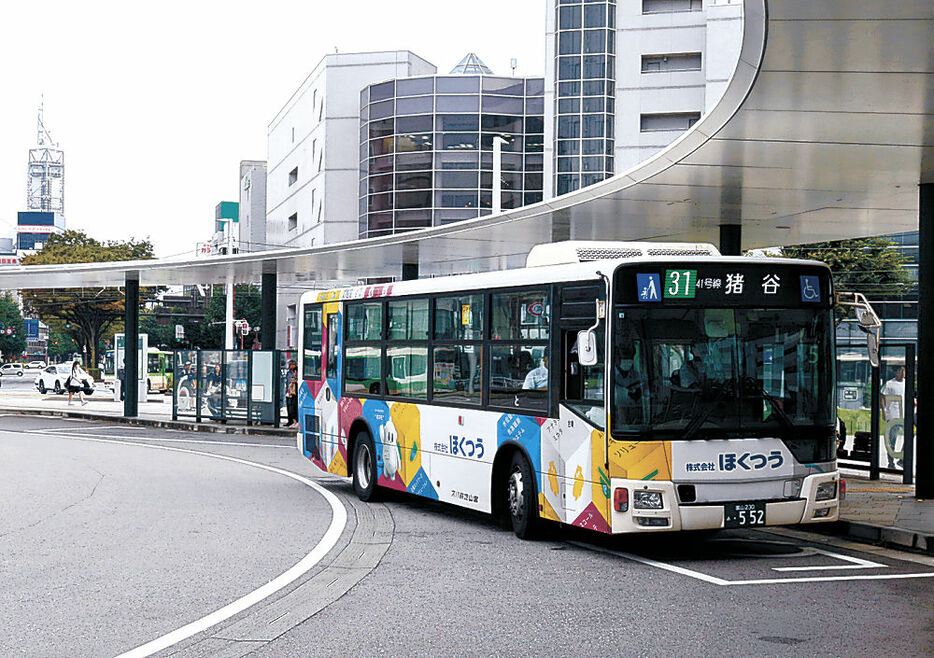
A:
267,51,436,347
238,160,267,253
544,0,743,197
267,51,437,251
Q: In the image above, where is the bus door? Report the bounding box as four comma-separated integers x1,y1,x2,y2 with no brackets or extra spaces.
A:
553,283,606,514
301,304,326,462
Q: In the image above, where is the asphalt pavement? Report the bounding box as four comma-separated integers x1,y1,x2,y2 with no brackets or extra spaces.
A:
2,413,933,656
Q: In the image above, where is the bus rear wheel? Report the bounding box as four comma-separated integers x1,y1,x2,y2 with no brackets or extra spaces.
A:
352,431,379,502
506,452,540,540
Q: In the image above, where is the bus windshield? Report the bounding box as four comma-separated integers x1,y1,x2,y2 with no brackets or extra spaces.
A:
612,307,834,440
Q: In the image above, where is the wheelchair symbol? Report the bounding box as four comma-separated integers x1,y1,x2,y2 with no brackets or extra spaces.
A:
800,276,821,302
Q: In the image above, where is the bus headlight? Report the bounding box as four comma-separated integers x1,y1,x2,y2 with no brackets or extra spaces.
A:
633,491,663,509
816,481,837,501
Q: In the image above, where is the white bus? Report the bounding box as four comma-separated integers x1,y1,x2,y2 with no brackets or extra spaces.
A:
296,241,850,538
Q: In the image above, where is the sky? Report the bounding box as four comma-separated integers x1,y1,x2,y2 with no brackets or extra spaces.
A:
0,0,545,258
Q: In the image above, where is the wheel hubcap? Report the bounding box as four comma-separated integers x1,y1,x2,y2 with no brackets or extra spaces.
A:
508,470,525,520
357,444,372,489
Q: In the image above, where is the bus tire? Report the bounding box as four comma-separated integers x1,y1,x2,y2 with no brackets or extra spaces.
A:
352,431,379,502
506,452,540,540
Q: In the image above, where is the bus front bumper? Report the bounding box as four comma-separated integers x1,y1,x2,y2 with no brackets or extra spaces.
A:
609,472,840,533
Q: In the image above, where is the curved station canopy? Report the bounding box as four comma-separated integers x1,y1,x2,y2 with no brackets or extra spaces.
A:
0,0,931,290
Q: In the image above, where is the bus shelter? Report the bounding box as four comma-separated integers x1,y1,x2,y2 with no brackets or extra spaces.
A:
172,350,295,426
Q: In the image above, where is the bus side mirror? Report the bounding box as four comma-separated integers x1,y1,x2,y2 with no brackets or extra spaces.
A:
577,330,598,367
866,332,880,369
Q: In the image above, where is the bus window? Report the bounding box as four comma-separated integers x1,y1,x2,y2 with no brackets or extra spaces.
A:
564,327,605,428
492,289,550,341
326,313,339,378
386,346,428,398
303,305,323,379
434,294,484,340
388,299,429,340
433,345,482,405
345,346,382,394
348,302,383,341
490,344,548,411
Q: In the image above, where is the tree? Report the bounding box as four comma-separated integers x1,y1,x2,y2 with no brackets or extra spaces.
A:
778,237,913,298
47,329,79,362
0,294,26,360
21,230,158,368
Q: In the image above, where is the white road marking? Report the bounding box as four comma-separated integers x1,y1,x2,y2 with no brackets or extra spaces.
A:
772,549,885,572
0,428,347,657
571,542,934,586
25,428,291,449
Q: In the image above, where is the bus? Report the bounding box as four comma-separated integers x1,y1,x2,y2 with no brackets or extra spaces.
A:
101,347,172,392
296,241,863,538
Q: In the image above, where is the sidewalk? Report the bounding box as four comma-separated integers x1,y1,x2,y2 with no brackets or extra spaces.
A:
832,472,934,556
0,389,293,438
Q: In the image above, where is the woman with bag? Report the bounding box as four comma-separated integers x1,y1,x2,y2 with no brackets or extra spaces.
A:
285,360,299,428
67,360,88,406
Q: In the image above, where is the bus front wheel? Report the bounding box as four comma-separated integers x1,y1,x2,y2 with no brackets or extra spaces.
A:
352,431,379,502
506,452,540,540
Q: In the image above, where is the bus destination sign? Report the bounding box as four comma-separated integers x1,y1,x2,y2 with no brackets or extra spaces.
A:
619,263,832,307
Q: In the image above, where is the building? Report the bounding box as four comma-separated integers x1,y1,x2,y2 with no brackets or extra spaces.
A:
199,202,240,257
544,0,743,197
23,318,49,361
16,211,65,252
0,238,18,267
358,54,545,238
238,161,267,253
267,51,437,348
267,51,437,252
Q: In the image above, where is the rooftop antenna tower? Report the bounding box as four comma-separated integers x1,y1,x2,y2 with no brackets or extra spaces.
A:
26,96,65,213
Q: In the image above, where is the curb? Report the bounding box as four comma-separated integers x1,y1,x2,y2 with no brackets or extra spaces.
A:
0,407,296,438
807,520,934,557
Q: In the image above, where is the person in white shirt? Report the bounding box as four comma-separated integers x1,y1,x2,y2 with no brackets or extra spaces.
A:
67,360,89,406
881,366,906,468
522,355,549,390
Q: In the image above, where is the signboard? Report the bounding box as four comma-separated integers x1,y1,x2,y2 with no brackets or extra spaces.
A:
616,262,832,308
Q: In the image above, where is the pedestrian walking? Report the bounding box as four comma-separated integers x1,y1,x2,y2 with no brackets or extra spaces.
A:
881,366,906,468
286,360,299,429
67,360,88,406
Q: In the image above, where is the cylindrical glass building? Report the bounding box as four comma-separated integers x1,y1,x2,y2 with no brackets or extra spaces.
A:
359,66,545,239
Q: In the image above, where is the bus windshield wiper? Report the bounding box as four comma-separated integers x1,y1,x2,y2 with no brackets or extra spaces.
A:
682,380,732,440
742,377,795,431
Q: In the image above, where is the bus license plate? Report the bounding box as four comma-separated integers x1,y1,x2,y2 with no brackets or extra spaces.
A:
724,502,766,528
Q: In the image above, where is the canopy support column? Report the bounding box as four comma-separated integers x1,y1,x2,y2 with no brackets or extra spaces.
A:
917,183,933,498
262,265,277,349
402,242,419,281
124,273,139,418
719,224,742,256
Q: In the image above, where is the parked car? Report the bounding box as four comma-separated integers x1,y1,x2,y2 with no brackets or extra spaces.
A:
27,361,47,369
35,364,95,395
1,363,24,377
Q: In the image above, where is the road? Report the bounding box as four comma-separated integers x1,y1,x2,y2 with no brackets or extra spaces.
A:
1,415,932,657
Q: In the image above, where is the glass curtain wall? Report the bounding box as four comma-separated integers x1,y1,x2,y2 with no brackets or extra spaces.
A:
359,75,545,239
554,0,616,196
